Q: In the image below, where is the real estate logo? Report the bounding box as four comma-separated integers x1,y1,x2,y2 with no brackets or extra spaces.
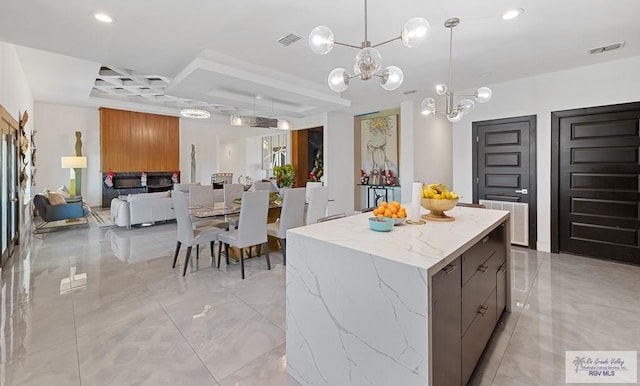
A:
566,351,637,383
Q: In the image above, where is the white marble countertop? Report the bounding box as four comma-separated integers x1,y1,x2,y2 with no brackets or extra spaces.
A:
288,206,509,272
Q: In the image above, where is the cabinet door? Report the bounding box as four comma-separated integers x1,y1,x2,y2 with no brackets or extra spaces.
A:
432,257,462,386
496,261,507,319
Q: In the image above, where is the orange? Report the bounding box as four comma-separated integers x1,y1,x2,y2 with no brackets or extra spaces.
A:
376,213,385,217
391,214,398,218
380,201,388,207
398,211,406,218
384,209,392,217
389,206,398,214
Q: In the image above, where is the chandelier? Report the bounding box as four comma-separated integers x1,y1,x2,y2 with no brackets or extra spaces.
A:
230,97,292,130
420,18,492,122
308,0,429,92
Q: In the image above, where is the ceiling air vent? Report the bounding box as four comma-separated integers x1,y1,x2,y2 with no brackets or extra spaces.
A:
587,42,625,55
403,90,417,95
278,33,302,46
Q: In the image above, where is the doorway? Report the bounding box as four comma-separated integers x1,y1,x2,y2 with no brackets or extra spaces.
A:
1,105,21,267
472,115,537,249
551,102,640,264
291,127,323,188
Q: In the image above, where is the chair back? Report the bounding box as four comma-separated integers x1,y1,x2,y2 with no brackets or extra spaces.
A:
278,187,306,232
172,191,195,244
254,181,277,192
306,186,329,225
223,183,245,206
305,181,323,202
237,191,269,247
189,185,214,207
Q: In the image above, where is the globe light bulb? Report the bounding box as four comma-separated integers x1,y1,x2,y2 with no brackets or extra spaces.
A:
421,98,436,115
380,66,404,91
435,84,448,95
447,110,463,122
474,87,492,103
457,99,475,113
327,68,350,92
309,26,335,55
353,47,383,80
401,17,430,48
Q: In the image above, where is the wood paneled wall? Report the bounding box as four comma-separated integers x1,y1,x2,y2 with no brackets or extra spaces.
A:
100,108,179,172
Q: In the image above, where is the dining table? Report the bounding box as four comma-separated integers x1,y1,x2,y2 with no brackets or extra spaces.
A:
190,201,284,259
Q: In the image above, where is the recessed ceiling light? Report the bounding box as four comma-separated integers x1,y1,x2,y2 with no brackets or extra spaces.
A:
91,12,114,23
478,72,492,78
502,8,524,21
180,109,211,119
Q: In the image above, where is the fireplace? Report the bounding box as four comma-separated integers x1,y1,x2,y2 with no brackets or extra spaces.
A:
102,171,179,207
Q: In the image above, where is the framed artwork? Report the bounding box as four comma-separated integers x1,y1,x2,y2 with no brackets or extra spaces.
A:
360,114,398,185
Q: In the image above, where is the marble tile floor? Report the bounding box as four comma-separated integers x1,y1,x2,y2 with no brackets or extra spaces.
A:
0,221,638,385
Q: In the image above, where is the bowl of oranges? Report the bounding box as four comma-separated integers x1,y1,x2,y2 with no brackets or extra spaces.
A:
372,201,407,225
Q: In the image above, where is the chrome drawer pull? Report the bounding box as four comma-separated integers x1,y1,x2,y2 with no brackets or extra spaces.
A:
482,236,489,243
477,306,488,316
499,264,506,272
443,264,456,274
477,264,488,273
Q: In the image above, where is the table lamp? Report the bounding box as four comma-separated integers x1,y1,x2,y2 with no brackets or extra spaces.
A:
61,156,87,199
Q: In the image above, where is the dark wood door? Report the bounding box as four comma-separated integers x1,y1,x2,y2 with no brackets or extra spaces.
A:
473,116,537,249
552,102,640,264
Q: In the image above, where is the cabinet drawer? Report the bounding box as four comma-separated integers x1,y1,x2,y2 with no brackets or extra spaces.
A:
462,227,502,285
462,287,498,385
461,251,500,334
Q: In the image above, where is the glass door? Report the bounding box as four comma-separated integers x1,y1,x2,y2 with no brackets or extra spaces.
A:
1,107,20,267
1,131,8,264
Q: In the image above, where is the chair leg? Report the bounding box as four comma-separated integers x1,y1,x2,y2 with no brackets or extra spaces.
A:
265,242,271,270
257,244,262,256
217,242,223,268
225,244,230,265
281,238,286,266
183,246,192,276
196,244,200,260
172,241,182,268
240,248,245,280
210,241,215,258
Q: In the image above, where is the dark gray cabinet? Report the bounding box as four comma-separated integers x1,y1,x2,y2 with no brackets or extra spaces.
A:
432,222,507,385
432,259,462,386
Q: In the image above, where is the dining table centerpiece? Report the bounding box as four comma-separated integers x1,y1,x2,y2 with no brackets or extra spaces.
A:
273,164,295,189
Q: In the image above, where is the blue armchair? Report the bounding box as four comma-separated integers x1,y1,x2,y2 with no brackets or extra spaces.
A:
33,194,89,233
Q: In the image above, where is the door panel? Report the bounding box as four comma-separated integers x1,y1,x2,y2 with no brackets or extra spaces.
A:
552,102,640,264
473,115,537,249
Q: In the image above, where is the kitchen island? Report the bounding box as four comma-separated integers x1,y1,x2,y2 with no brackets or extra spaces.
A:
286,206,511,385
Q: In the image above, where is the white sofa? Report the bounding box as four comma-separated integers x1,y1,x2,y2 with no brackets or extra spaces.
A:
110,191,175,227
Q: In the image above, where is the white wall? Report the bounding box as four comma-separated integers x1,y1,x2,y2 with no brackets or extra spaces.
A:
325,111,354,215
179,119,219,185
218,138,246,183
33,103,101,206
453,55,640,252
0,42,34,198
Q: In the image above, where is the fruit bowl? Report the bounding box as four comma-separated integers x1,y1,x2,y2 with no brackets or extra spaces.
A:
369,217,394,232
421,198,458,221
392,217,406,225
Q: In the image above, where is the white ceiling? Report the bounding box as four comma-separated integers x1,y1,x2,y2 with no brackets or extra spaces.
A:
1,0,639,122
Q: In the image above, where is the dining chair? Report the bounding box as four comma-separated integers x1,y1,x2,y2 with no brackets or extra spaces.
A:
266,187,306,265
223,183,245,228
171,191,224,276
305,181,323,203
254,180,277,192
305,186,329,225
217,191,271,279
189,185,229,231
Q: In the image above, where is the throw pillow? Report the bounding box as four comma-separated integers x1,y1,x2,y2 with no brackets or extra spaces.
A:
47,191,67,205
57,185,70,199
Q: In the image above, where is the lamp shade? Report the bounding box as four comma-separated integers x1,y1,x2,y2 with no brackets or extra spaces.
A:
61,156,87,169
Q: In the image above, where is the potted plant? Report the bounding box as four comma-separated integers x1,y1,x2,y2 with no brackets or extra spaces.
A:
273,164,295,188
